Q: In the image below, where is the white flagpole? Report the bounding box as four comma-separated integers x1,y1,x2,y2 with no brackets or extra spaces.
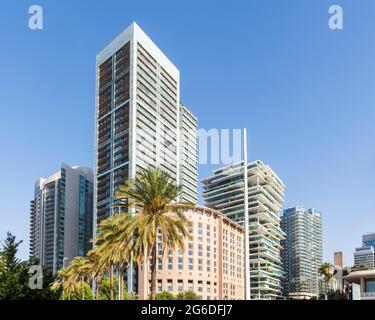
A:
243,128,251,300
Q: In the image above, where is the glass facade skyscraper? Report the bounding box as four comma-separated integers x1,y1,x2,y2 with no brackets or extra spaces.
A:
281,207,323,299
29,164,93,274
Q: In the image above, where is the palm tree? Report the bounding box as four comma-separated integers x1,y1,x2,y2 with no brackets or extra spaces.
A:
66,256,92,299
53,263,80,300
94,213,136,300
319,262,334,300
115,167,191,300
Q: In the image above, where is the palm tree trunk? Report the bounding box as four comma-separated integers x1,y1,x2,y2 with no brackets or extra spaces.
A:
95,279,100,300
81,281,85,300
119,268,123,300
117,268,121,300
150,242,157,300
110,264,114,300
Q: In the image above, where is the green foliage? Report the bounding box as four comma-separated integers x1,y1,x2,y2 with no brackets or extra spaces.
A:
176,291,201,300
59,282,93,300
154,291,201,300
319,262,334,282
155,291,176,300
115,167,191,300
0,232,59,300
97,277,137,300
99,278,119,300
124,291,138,300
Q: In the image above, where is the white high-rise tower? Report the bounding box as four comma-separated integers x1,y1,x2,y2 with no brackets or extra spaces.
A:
94,22,198,292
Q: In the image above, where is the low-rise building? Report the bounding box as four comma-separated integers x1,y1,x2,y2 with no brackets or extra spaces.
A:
138,205,244,300
344,269,375,300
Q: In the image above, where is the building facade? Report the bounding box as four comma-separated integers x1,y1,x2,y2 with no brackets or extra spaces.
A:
281,207,323,299
344,269,375,300
363,233,375,250
138,205,244,300
202,160,285,300
354,246,375,270
334,251,344,269
95,22,198,291
29,164,93,274
179,103,198,204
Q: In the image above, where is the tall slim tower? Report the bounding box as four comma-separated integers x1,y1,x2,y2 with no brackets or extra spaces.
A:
281,207,323,299
202,160,285,300
94,22,197,291
179,103,198,203
29,164,93,274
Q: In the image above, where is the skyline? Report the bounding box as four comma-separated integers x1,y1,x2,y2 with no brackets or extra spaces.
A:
1,0,375,266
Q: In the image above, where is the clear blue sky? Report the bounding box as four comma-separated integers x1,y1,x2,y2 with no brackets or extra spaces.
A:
1,0,374,265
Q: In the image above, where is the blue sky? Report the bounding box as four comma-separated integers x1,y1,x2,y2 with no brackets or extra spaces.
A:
1,0,374,265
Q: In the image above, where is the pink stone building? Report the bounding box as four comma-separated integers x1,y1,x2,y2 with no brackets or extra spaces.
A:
138,205,244,300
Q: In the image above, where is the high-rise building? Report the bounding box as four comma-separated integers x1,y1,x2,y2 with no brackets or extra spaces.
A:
281,207,323,299
94,22,198,291
334,252,344,269
138,205,244,300
352,233,375,270
179,103,198,204
202,160,285,300
363,233,375,249
29,164,93,274
354,246,375,270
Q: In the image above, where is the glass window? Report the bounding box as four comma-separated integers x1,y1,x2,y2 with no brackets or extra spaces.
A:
366,280,375,293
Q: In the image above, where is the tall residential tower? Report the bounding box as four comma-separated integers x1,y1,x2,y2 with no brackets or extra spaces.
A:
94,22,198,291
281,207,323,299
202,160,286,300
29,164,93,274
179,103,198,204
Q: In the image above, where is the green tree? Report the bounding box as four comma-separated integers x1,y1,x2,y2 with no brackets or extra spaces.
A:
155,291,176,300
115,167,192,300
0,233,59,300
57,282,93,300
176,291,201,300
319,262,334,300
98,277,128,300
0,233,24,299
94,213,135,300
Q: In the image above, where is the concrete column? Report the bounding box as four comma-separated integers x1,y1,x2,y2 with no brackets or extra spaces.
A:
360,277,365,294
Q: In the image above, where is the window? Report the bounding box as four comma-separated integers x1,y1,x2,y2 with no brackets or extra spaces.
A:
167,280,173,292
366,280,375,293
198,222,203,235
178,280,183,292
188,280,193,292
188,222,193,234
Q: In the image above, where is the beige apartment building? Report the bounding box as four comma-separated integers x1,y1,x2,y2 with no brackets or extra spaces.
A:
138,205,245,300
